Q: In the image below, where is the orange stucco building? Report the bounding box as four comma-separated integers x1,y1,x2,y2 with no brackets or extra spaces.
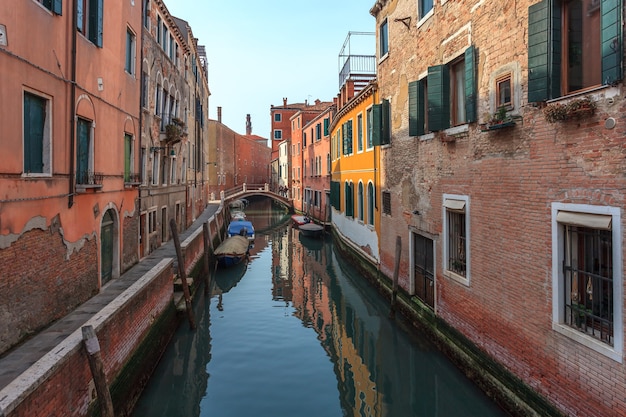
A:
0,0,141,354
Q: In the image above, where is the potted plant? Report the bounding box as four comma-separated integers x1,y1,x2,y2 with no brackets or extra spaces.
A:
165,123,182,142
480,106,516,131
543,95,596,123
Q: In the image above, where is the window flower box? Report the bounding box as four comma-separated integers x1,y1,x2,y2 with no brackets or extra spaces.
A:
543,95,596,123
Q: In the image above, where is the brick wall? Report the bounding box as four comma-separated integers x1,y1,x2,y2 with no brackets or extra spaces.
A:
0,228,98,355
5,259,174,417
373,0,626,415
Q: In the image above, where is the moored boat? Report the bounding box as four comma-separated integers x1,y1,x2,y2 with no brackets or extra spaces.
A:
298,222,324,237
227,219,255,240
214,235,250,267
291,214,310,227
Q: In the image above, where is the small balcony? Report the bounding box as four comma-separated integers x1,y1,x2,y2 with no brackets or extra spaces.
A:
124,172,142,186
159,113,187,143
76,171,104,192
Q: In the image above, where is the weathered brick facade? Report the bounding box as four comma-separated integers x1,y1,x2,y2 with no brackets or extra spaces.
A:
0,228,98,354
371,0,626,415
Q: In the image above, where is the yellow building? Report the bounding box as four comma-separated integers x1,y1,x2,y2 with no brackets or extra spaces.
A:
330,79,385,264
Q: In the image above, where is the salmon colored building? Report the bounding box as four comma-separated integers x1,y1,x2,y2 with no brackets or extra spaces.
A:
301,105,336,223
0,0,141,354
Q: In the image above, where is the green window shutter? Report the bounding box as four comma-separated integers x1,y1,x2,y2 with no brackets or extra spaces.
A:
372,104,382,146
347,119,353,154
528,0,562,101
330,181,340,209
342,123,347,155
464,45,477,123
23,93,45,173
124,134,132,182
323,118,329,136
427,65,450,131
381,99,390,145
601,0,623,85
52,0,62,14
408,80,425,136
92,0,103,47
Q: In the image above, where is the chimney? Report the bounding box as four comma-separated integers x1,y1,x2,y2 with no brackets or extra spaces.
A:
315,99,321,106
283,97,287,107
246,114,252,135
217,106,222,123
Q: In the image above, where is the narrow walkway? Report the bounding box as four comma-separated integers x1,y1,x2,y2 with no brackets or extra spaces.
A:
0,204,220,391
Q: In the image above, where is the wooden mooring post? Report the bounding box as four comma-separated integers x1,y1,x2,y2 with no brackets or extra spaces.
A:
390,236,401,319
170,219,196,330
81,325,114,417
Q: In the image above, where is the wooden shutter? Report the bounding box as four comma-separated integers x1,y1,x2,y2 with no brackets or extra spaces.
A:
347,119,353,154
601,0,623,85
52,0,62,14
372,104,381,146
89,0,104,47
464,45,477,123
527,0,561,102
427,65,450,131
323,118,329,136
23,93,45,173
408,80,425,136
381,99,390,145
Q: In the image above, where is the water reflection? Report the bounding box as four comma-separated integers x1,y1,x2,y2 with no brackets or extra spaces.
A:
132,198,506,417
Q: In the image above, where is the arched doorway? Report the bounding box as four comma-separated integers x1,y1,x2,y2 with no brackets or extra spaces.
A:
101,209,115,285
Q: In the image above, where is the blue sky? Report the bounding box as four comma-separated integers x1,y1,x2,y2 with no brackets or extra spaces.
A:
166,0,376,141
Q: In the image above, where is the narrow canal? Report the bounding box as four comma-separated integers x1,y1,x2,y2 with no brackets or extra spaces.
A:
132,198,508,417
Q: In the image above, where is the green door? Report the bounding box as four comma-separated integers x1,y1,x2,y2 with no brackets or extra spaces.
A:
77,118,90,184
101,210,114,285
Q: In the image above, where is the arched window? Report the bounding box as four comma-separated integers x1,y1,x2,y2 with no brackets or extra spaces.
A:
367,182,375,226
358,182,364,221
344,181,354,217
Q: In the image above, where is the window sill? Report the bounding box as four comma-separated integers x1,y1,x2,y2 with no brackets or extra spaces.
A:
416,9,434,28
419,132,435,141
552,323,622,363
444,270,469,287
76,184,103,193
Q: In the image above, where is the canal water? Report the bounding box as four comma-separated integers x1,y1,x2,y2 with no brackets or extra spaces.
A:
131,198,508,417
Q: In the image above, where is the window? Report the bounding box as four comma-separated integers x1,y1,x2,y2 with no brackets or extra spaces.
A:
170,151,176,184
527,0,621,102
323,118,329,136
357,114,363,152
552,203,622,361
23,91,52,175
157,15,161,43
327,153,331,175
274,113,281,122
496,73,512,109
409,77,428,136
379,19,388,58
419,0,434,19
77,0,103,47
148,209,157,234
76,117,95,185
274,130,282,140
152,150,159,185
124,133,133,182
366,107,373,149
316,123,321,141
143,0,150,29
125,28,136,75
427,46,476,131
169,34,174,60
141,72,148,108
367,182,375,226
382,191,391,216
303,132,307,148
37,0,62,14
342,120,353,155
357,182,364,221
443,195,469,284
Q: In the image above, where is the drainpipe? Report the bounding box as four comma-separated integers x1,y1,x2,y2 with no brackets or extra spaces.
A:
68,0,78,208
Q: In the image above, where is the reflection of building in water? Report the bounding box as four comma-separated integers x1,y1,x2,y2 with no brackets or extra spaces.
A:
271,224,294,302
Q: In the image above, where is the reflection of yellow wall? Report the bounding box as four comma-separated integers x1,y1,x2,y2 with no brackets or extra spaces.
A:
330,84,381,238
330,302,386,415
